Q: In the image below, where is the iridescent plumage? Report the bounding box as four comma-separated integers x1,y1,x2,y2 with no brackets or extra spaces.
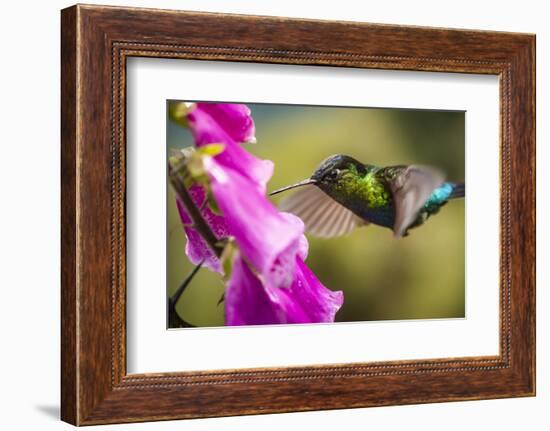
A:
271,154,465,238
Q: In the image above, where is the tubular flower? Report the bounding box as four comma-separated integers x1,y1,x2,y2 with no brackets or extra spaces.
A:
225,253,343,326
205,157,304,289
172,102,344,325
186,102,273,192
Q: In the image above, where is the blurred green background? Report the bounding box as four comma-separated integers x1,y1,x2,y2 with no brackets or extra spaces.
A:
167,102,465,327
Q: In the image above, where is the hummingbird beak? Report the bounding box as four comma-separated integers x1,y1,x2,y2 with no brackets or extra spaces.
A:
269,178,317,196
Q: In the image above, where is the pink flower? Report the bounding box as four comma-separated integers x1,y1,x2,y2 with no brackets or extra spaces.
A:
206,158,304,289
225,253,343,325
176,184,227,273
173,102,344,325
187,102,273,192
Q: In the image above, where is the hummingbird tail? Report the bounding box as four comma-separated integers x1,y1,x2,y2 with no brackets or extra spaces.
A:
449,182,465,199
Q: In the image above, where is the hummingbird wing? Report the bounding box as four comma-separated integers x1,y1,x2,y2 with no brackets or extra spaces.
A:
278,185,367,238
384,165,445,238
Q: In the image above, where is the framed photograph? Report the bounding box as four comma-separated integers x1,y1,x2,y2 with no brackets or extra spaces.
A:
61,4,535,425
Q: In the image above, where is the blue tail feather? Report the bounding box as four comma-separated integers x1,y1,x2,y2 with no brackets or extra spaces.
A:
426,182,465,207
449,182,465,199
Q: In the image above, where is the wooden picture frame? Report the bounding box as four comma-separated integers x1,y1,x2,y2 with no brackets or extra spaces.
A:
61,4,535,425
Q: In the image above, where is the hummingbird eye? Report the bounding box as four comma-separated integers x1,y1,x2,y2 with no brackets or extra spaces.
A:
325,169,340,181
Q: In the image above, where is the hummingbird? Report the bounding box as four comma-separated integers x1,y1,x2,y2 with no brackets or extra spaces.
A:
270,154,465,238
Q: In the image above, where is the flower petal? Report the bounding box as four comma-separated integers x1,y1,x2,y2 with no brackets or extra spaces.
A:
187,103,272,191
224,254,281,325
197,103,256,144
225,254,343,326
206,158,303,289
285,257,344,323
176,184,228,273
280,212,309,260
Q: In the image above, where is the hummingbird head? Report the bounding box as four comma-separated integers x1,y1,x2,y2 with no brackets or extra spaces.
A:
270,154,366,196
311,154,364,184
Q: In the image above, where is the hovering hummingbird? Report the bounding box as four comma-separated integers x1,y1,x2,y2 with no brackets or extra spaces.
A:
270,154,465,238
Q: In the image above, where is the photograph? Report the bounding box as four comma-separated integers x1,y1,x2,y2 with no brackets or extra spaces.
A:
167,101,466,328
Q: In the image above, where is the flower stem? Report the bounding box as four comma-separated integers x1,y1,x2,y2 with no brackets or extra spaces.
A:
167,160,225,328
168,162,224,258
168,261,203,328
170,260,204,309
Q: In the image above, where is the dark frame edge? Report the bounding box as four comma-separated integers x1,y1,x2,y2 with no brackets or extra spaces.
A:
61,4,79,426
525,33,535,398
